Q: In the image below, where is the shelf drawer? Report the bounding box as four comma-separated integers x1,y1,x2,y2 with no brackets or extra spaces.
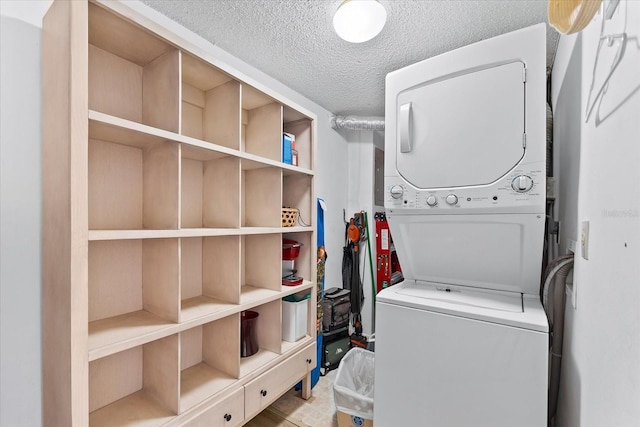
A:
181,387,244,427
244,344,315,419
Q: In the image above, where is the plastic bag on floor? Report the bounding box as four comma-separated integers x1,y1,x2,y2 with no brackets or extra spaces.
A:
333,347,375,419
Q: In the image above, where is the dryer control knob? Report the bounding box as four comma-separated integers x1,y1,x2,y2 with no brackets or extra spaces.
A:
390,185,404,199
511,175,534,193
445,194,458,205
426,195,438,207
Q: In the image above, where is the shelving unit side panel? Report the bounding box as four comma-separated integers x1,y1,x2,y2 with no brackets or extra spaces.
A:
203,80,241,150
180,326,203,371
181,158,204,228
180,238,203,301
181,86,204,140
203,236,241,304
203,156,240,228
142,49,180,133
42,1,89,424
89,346,142,413
142,239,180,322
89,138,143,229
244,234,281,291
203,314,240,378
143,334,180,415
88,44,143,123
143,141,180,229
245,102,282,161
89,240,143,322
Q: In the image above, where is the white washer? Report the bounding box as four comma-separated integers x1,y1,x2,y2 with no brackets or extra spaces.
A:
375,24,549,426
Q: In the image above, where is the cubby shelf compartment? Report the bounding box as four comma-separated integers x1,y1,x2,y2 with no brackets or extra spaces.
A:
283,111,313,171
180,315,240,413
242,85,281,162
89,120,179,231
242,164,282,228
282,231,314,284
243,234,282,291
89,335,179,426
181,146,241,229
239,300,281,378
181,53,240,149
88,239,179,360
180,236,241,324
283,174,314,229
88,2,179,133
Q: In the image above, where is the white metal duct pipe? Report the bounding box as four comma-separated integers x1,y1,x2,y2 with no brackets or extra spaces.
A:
330,115,385,131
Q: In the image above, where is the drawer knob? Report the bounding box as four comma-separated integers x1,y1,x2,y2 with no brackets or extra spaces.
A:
306,358,312,364
260,389,268,397
224,413,232,422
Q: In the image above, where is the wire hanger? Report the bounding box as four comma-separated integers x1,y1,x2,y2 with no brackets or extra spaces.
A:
584,0,627,123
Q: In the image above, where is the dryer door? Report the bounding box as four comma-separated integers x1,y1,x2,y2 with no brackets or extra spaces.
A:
396,61,525,189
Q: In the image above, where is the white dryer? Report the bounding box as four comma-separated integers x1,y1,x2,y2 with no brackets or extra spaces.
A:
374,24,549,426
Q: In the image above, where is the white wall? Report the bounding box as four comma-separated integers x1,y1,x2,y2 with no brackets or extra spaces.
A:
0,2,51,425
552,2,640,426
343,130,385,336
0,1,348,425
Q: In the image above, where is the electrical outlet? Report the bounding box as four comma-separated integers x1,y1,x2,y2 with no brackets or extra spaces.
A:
581,221,590,260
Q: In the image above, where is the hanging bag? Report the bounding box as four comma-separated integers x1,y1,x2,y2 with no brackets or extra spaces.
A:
322,287,351,332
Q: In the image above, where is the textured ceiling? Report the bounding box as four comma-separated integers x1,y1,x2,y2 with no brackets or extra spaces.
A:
140,0,560,117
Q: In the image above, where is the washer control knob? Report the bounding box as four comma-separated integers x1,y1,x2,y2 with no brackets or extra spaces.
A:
445,194,458,205
511,175,534,193
426,195,438,207
390,185,404,199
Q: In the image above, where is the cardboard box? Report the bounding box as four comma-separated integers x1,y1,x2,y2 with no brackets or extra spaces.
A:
337,410,373,427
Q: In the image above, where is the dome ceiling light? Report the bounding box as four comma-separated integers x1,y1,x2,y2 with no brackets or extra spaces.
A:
333,0,387,43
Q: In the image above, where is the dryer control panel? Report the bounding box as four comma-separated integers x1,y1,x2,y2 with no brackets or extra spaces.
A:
385,162,545,214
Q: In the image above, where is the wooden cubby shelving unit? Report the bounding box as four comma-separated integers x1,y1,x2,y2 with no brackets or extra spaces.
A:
42,1,317,425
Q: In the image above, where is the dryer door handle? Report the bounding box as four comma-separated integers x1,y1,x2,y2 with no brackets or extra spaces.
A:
400,102,413,153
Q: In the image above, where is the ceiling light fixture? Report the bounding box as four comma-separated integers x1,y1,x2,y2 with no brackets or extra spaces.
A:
333,0,387,43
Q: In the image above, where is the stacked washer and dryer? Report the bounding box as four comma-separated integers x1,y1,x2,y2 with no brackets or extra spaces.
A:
374,24,549,426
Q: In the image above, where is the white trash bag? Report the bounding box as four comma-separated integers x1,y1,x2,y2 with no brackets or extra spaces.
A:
333,347,375,420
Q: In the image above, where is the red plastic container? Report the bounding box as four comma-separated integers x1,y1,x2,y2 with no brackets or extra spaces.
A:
282,239,302,260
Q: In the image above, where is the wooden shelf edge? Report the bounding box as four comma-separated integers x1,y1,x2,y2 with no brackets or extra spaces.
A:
88,227,314,241
239,282,313,309
88,283,314,361
179,363,238,414
88,110,314,176
179,296,239,329
89,389,175,427
88,311,177,361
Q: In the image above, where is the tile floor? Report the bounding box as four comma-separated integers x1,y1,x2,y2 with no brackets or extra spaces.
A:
269,370,339,427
